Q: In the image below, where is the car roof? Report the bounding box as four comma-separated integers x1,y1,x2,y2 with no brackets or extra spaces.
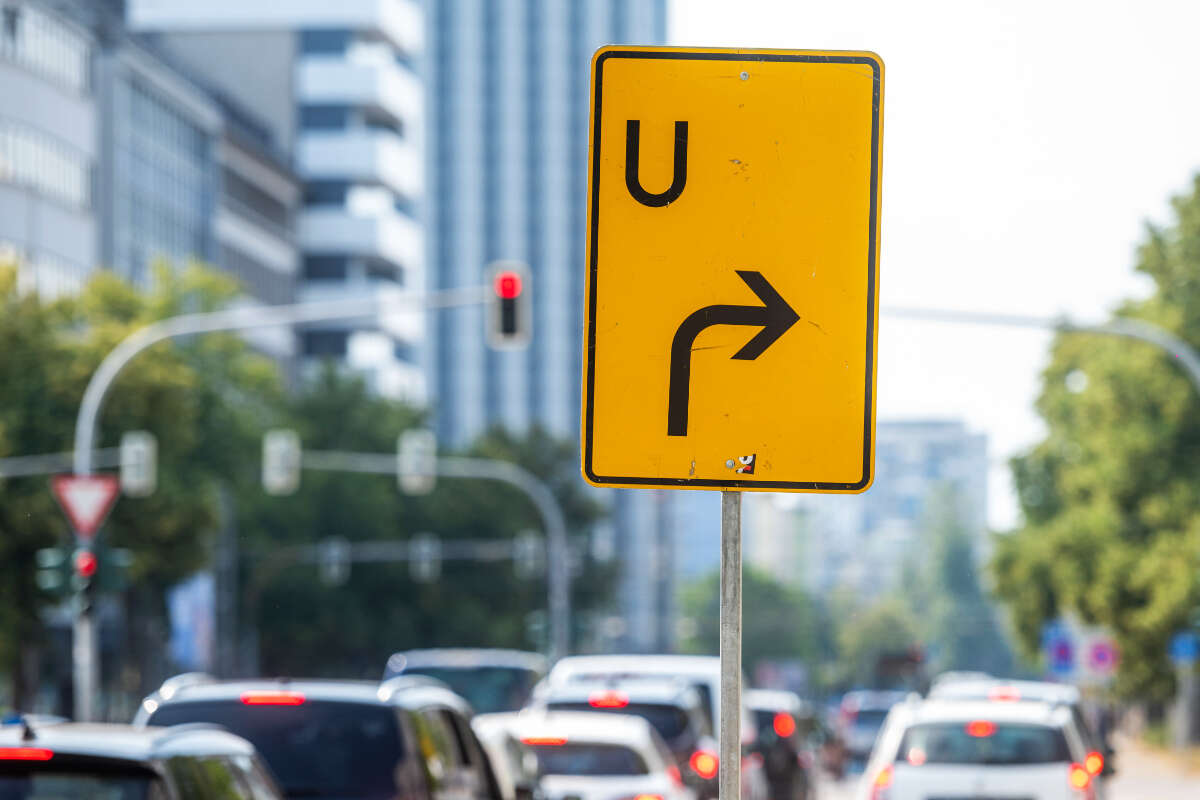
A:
906,700,1070,727
928,678,1081,705
549,654,721,680
142,676,472,718
745,688,808,714
541,677,699,706
0,722,255,763
387,648,548,673
510,711,659,749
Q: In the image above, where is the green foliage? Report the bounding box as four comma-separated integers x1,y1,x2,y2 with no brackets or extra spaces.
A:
992,175,1200,702
245,376,612,677
0,261,282,705
677,566,828,676
835,601,920,688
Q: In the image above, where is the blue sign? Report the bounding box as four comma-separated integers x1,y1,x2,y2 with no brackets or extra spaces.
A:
1169,632,1200,665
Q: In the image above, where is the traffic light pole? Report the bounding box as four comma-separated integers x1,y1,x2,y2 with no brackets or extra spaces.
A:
300,449,572,662
66,286,488,721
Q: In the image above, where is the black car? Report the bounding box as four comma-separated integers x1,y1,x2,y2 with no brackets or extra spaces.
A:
745,689,815,800
0,717,282,799
135,674,500,800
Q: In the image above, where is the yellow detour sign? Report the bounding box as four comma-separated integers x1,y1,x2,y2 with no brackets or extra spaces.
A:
581,47,884,493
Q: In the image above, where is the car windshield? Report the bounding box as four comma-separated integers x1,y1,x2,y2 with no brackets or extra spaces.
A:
852,709,889,730
530,744,648,776
0,766,160,800
548,702,692,742
897,722,1072,765
394,666,538,713
148,699,404,797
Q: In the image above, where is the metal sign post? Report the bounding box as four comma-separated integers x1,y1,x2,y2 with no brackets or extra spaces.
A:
719,491,742,800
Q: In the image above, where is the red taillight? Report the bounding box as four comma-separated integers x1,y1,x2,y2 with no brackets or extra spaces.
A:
588,690,629,708
521,736,568,746
494,271,522,299
240,691,305,705
633,794,663,800
773,711,796,737
689,750,718,780
965,720,996,738
666,765,683,787
1084,750,1104,776
988,685,1021,702
870,765,894,799
0,748,53,761
1069,762,1091,790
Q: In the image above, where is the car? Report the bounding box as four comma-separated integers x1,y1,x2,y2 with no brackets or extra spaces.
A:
135,674,498,800
838,690,908,764
385,648,548,714
0,716,283,799
534,678,718,798
542,655,767,800
857,699,1100,800
473,712,545,800
926,678,1114,786
744,689,815,800
509,710,695,800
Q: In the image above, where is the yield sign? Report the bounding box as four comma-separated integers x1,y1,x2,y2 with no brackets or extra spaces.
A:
51,474,120,539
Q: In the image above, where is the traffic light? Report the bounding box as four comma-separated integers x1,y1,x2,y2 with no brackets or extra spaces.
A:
397,429,436,495
73,547,97,614
513,531,544,579
35,547,67,592
409,534,441,583
120,430,157,497
262,429,301,495
318,537,351,586
487,262,530,349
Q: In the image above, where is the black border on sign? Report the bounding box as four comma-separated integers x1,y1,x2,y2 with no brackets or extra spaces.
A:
583,49,882,491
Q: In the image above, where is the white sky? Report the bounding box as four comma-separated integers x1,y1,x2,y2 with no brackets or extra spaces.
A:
670,0,1200,528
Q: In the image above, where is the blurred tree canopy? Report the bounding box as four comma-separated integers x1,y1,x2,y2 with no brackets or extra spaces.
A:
677,566,829,678
0,262,281,708
992,175,1200,702
0,262,612,712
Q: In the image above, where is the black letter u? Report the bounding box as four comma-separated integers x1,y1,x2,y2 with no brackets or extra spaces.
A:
625,120,688,207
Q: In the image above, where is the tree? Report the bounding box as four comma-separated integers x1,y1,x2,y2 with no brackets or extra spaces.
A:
243,377,612,677
835,600,921,689
992,175,1200,702
0,262,284,710
677,567,828,678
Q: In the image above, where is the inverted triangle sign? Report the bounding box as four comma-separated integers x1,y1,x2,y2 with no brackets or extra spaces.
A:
51,474,120,539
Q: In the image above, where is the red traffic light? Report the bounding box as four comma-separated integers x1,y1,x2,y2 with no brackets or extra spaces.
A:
73,549,98,578
494,271,523,299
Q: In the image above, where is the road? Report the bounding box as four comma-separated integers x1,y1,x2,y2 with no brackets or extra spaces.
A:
812,736,1200,799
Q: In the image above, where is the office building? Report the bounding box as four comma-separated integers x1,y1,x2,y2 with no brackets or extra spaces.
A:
744,419,989,596
0,0,96,297
428,0,675,651
127,0,426,399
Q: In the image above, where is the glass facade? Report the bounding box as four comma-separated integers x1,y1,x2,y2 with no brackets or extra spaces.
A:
0,120,90,207
0,2,89,92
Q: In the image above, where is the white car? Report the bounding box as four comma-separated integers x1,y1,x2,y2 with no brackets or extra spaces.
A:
541,655,767,800
509,711,695,800
856,699,1101,800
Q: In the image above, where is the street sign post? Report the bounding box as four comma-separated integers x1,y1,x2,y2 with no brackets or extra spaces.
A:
582,46,884,493
50,474,120,540
582,46,883,800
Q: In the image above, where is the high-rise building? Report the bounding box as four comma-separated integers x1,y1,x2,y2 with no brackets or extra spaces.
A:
427,0,676,651
127,0,426,400
0,0,96,297
743,419,989,596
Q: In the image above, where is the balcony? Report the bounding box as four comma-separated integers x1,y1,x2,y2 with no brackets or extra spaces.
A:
297,58,422,125
298,207,422,272
298,130,422,198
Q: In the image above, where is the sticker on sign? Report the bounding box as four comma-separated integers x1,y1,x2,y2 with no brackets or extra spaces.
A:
51,474,120,539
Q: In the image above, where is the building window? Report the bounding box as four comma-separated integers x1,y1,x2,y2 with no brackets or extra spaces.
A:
302,330,349,357
303,180,349,206
0,121,91,208
0,3,89,92
303,255,347,280
393,341,414,362
299,104,350,130
363,110,403,138
300,29,352,55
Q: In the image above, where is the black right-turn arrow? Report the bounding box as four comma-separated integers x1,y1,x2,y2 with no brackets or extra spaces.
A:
667,270,799,437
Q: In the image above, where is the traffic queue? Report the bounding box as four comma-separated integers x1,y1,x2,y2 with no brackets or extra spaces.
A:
0,651,823,800
0,652,1109,800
